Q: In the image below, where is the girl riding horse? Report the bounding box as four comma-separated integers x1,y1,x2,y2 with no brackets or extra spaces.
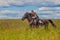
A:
30,10,39,26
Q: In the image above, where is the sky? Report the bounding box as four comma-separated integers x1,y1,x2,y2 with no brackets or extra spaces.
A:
0,0,60,19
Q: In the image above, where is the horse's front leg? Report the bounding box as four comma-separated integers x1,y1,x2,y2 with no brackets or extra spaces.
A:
44,23,49,30
35,22,39,28
29,23,34,28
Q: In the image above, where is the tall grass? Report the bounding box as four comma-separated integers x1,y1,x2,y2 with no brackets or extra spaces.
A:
0,19,60,40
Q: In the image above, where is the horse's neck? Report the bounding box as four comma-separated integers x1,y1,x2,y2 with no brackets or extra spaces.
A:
27,14,32,22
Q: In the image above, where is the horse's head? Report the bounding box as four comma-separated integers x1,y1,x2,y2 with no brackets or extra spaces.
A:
21,12,28,21
22,12,31,21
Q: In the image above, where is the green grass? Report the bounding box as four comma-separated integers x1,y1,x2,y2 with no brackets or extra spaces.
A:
0,19,60,40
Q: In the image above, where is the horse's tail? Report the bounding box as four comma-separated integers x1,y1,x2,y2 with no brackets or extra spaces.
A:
48,20,56,27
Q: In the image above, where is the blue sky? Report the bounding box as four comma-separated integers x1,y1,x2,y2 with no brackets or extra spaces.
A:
0,0,60,19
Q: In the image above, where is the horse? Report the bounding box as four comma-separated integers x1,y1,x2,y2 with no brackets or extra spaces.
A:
22,12,56,29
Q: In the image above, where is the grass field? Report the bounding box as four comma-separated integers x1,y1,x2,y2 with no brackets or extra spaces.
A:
0,19,60,40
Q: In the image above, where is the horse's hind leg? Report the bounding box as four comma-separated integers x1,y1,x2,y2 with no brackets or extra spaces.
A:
45,25,47,29
36,25,39,28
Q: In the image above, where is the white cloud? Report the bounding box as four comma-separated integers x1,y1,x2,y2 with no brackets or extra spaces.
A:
50,0,60,4
55,14,60,16
0,0,10,6
0,0,60,7
8,0,24,5
0,0,40,7
0,7,60,19
39,7,60,11
37,7,60,15
0,10,28,19
0,15,20,19
0,10,20,14
55,0,60,4
36,7,60,19
0,10,20,19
